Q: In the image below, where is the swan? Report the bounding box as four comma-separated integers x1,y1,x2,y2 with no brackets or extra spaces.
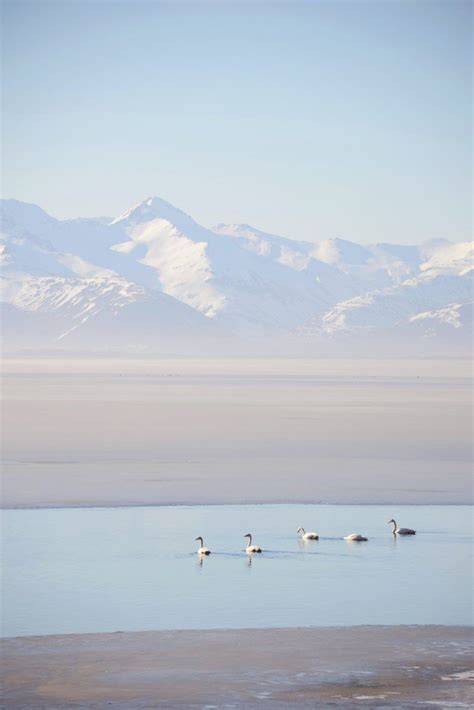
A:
195,536,211,555
297,526,319,540
344,533,368,542
244,533,262,553
388,519,416,536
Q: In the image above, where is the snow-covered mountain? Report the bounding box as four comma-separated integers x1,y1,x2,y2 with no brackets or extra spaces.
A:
1,196,472,354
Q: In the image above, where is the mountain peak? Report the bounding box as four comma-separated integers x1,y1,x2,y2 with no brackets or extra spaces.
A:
110,196,195,228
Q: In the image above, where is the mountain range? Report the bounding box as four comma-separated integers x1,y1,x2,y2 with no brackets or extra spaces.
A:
1,196,472,355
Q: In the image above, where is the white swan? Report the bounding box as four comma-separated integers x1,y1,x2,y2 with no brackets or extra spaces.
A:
195,536,211,555
244,533,262,553
388,519,416,536
297,526,319,540
344,533,368,542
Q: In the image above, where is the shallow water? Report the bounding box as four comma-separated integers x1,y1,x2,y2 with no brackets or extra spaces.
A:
1,504,472,637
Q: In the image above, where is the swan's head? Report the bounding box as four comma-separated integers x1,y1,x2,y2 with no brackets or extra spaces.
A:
244,533,251,539
387,519,395,524
195,536,203,543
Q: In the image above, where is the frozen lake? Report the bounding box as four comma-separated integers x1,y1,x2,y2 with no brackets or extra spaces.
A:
2,504,472,637
2,358,472,508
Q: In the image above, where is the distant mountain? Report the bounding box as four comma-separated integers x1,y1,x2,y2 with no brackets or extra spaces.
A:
109,197,354,330
1,196,472,354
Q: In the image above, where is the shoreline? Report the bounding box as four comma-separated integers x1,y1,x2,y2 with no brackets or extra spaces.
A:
3,625,473,708
3,622,473,642
2,499,473,510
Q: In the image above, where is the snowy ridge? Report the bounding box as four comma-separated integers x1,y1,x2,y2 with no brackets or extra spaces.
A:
409,302,470,329
1,196,472,353
420,241,474,276
112,213,225,317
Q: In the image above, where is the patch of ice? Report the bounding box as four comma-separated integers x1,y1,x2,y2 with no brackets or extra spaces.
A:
441,670,474,681
422,702,471,708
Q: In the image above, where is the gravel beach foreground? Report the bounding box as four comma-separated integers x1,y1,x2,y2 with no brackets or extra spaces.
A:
2,626,473,708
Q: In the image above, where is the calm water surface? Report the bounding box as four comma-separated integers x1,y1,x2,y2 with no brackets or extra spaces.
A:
2,504,472,637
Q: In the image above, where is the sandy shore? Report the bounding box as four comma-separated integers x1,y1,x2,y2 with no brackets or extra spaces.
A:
2,358,472,508
2,626,473,708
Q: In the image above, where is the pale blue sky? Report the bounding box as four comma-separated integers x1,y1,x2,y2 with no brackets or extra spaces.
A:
2,0,471,244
